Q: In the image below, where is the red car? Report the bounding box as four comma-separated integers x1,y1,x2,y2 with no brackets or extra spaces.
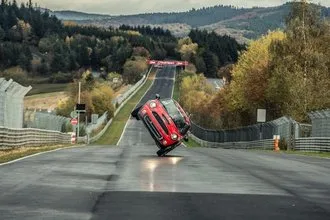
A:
131,94,191,156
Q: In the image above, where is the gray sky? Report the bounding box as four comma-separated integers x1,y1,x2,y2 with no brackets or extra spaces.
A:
17,0,330,15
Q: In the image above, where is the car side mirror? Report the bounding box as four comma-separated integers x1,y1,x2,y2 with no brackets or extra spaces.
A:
155,94,160,100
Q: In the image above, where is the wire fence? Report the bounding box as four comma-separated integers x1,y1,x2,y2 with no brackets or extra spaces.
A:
191,111,330,152
24,110,71,132
190,134,274,150
0,78,31,128
308,110,330,137
191,116,295,145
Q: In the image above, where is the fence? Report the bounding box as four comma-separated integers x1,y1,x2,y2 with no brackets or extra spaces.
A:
309,110,330,137
190,134,274,150
0,78,31,128
295,137,330,152
191,116,294,145
89,68,151,143
0,126,71,148
112,74,148,107
24,110,71,132
86,111,108,134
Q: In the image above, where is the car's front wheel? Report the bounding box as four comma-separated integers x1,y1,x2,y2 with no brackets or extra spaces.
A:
131,105,142,120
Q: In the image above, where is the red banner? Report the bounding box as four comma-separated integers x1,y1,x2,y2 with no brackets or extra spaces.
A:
147,60,189,66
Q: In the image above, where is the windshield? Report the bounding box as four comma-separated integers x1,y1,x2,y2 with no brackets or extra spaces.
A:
161,99,186,131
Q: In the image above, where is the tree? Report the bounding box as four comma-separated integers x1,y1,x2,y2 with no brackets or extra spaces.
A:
91,84,115,118
177,37,198,62
202,50,218,78
228,31,285,122
267,1,330,122
122,56,148,84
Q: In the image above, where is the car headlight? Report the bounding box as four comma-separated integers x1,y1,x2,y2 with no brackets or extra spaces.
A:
149,101,157,108
171,133,178,141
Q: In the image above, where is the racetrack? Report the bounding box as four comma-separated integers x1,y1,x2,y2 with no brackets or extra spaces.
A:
0,66,329,219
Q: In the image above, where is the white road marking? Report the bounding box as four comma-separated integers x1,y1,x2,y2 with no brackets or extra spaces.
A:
171,68,176,99
117,68,157,146
0,145,83,167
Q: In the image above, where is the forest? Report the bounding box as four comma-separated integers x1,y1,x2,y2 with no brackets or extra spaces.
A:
0,0,177,85
176,2,330,128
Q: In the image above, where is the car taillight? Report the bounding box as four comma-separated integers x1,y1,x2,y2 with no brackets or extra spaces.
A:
171,133,178,141
163,140,167,145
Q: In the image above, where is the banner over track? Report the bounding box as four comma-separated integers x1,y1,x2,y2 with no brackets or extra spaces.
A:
147,60,189,66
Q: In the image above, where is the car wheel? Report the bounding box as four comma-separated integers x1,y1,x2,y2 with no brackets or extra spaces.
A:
131,105,142,120
157,149,166,157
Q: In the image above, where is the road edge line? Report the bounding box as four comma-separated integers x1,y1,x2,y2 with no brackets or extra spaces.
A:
0,145,84,167
116,69,157,146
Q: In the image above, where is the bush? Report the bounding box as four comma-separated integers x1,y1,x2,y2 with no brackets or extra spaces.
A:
279,138,288,151
50,72,74,83
0,67,30,85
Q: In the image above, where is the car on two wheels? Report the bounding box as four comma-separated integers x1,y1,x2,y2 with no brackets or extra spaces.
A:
131,95,191,156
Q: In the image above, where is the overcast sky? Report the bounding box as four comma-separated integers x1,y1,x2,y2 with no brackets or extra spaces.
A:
17,0,330,15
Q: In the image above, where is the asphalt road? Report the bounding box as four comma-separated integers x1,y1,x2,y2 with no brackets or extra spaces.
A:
0,66,330,219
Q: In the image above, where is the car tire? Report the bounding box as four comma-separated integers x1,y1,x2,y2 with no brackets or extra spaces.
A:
157,149,166,157
131,105,142,120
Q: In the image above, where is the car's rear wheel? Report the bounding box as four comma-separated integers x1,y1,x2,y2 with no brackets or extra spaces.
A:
157,149,165,157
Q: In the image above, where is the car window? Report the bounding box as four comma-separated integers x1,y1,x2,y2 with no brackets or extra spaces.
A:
161,99,186,131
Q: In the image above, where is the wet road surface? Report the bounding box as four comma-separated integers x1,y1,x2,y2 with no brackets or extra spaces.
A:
0,66,329,219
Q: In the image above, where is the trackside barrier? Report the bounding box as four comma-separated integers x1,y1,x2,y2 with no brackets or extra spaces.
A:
89,67,153,143
295,137,330,152
0,126,71,148
190,133,274,150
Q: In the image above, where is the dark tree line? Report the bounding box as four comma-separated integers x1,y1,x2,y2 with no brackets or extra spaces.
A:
188,29,245,77
0,1,177,83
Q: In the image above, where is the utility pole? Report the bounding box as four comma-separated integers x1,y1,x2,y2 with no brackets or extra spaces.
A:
77,82,81,141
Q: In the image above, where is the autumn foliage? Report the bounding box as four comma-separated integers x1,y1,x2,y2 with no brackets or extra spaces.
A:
178,1,330,129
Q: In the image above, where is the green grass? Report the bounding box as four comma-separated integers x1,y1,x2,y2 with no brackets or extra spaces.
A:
183,138,201,148
27,83,69,96
95,76,154,145
173,76,180,100
0,145,74,164
285,151,330,158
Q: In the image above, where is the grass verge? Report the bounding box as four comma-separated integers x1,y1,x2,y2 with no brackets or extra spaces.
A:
173,74,180,101
27,83,69,96
0,144,74,164
95,73,154,145
284,151,330,158
184,138,201,148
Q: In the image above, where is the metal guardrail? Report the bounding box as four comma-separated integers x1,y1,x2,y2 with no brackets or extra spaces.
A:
89,67,152,144
0,126,71,148
295,137,330,152
86,111,108,134
190,133,273,150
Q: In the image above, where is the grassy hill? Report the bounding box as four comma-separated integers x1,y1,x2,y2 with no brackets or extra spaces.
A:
53,3,330,43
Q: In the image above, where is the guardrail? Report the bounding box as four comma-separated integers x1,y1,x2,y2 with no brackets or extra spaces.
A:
89,67,153,143
0,126,71,148
295,137,330,152
190,133,274,150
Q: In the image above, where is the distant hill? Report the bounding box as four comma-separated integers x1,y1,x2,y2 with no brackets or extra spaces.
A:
51,10,111,21
52,3,330,43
